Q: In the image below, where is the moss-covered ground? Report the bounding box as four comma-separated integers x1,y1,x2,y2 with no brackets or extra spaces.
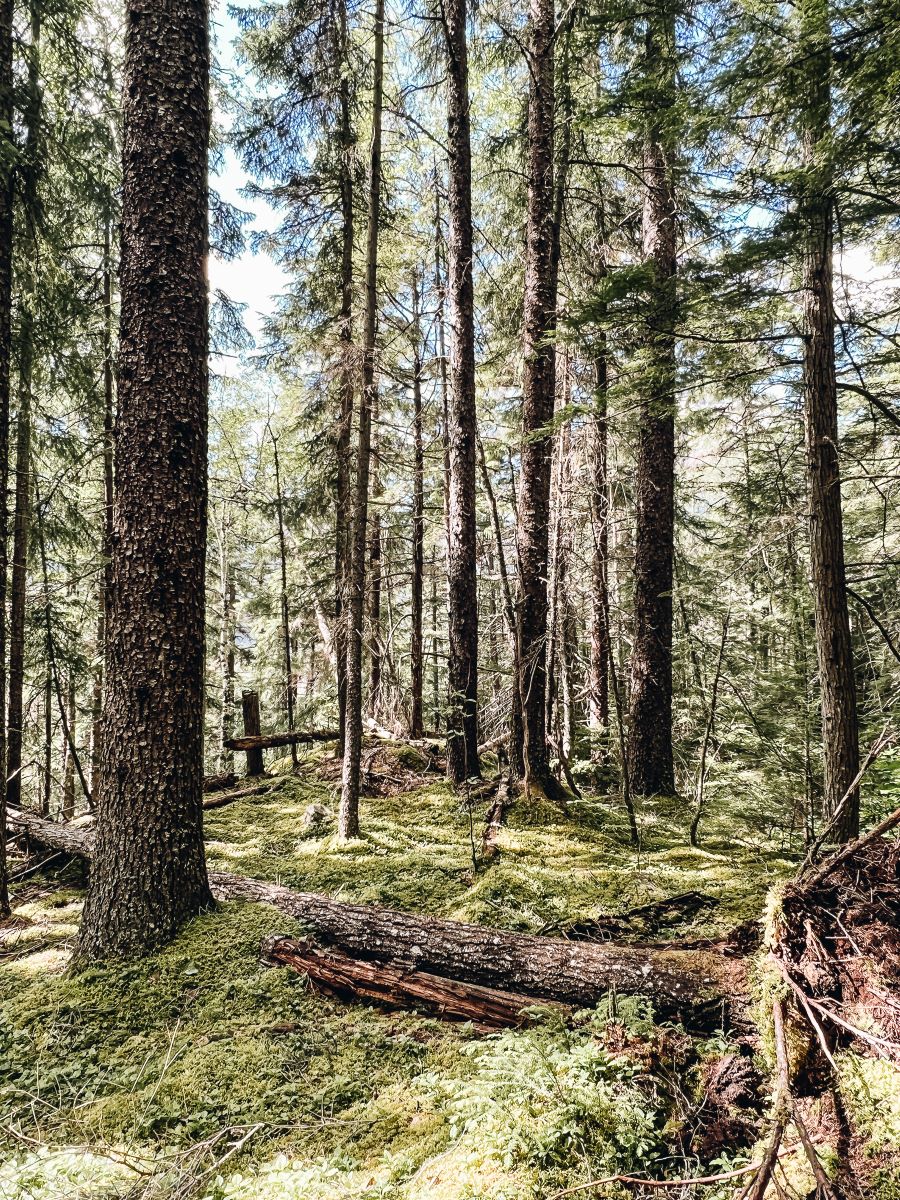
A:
1,757,896,1199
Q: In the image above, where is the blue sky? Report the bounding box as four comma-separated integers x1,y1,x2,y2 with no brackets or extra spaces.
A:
209,0,288,349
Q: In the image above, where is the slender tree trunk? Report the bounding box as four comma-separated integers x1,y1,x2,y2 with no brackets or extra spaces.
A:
430,547,441,728
441,0,480,782
0,0,13,911
41,665,51,817
272,432,298,769
62,672,76,820
628,12,678,798
217,522,236,776
7,4,40,814
7,315,34,813
339,0,384,840
800,0,859,842
516,0,558,793
76,0,213,960
334,1,354,755
433,181,451,557
589,253,611,758
410,273,425,738
367,392,383,720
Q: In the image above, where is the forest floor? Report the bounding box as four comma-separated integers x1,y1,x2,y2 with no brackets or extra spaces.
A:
1,747,898,1199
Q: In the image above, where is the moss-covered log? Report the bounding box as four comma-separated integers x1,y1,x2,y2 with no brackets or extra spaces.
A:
224,729,339,752
6,807,750,1030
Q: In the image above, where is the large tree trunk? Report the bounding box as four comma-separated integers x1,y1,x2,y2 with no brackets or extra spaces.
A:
442,0,480,783
515,0,558,792
800,0,859,842
0,0,12,912
334,0,354,756
8,807,751,1031
628,13,677,798
75,0,213,960
7,4,40,815
339,0,384,840
410,273,425,738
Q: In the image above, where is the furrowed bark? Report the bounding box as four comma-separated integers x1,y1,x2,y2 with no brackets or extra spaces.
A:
442,0,480,783
334,0,355,756
75,0,213,960
0,0,11,913
516,0,557,790
628,11,678,798
799,0,859,841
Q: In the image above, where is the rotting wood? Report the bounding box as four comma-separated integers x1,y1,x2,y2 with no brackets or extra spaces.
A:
203,772,239,795
262,935,567,1030
481,774,513,861
202,781,280,810
5,807,751,1031
224,730,340,752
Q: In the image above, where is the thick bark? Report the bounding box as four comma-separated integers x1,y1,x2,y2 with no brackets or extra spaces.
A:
516,0,560,790
339,0,384,840
76,0,213,960
334,0,354,755
9,807,750,1030
410,274,425,738
800,0,859,842
628,14,678,798
442,0,480,782
0,0,10,912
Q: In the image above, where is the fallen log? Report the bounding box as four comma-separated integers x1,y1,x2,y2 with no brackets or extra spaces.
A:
263,935,569,1030
482,775,514,861
203,772,239,794
203,780,279,810
5,807,750,1031
224,730,340,752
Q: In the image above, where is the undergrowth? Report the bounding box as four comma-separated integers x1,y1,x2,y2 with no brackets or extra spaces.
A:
0,767,815,1198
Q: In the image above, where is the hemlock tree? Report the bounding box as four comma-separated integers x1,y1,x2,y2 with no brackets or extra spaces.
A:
441,0,480,784
516,0,559,796
628,1,678,798
799,0,859,840
0,0,12,915
339,0,384,841
77,0,213,959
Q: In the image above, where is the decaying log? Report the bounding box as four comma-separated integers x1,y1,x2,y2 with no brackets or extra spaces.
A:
5,807,750,1030
203,772,239,794
224,730,340,752
203,780,279,810
482,775,514,860
263,935,569,1029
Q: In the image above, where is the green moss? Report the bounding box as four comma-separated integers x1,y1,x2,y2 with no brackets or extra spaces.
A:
838,1051,900,1154
0,770,805,1198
